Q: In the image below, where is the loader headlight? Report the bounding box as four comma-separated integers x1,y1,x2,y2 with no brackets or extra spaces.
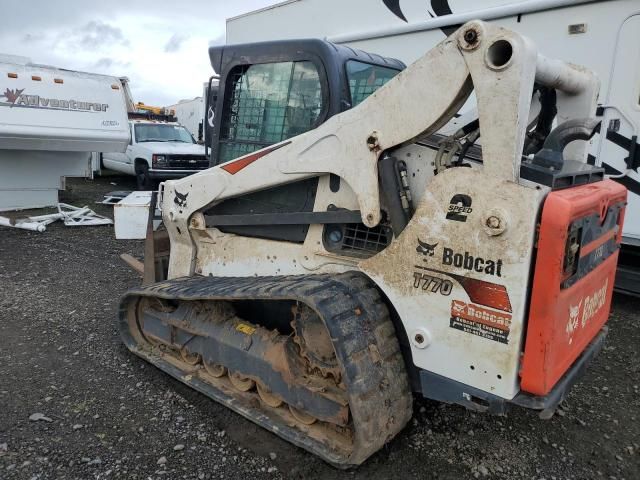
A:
328,228,343,244
152,154,169,168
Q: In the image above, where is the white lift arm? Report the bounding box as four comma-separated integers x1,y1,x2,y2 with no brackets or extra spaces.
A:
161,20,598,278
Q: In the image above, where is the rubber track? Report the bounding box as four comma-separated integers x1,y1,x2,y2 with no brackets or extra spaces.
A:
119,272,413,467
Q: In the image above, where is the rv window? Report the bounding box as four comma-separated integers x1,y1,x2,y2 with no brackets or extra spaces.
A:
218,61,323,164
346,61,400,107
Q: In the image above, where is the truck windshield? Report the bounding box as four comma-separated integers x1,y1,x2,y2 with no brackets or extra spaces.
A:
135,124,195,143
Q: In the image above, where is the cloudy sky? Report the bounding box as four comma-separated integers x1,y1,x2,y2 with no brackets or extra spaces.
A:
0,1,275,106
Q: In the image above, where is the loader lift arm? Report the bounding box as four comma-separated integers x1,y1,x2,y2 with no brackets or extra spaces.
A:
161,20,597,279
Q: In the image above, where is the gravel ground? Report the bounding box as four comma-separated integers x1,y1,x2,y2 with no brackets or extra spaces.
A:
0,175,638,480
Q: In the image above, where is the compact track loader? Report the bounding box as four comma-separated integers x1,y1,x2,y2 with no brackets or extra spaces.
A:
119,21,627,467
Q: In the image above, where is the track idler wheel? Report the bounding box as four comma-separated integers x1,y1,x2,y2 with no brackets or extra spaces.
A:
229,371,255,392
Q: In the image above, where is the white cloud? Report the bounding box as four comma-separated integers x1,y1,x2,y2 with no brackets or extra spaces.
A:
164,33,189,53
0,1,275,105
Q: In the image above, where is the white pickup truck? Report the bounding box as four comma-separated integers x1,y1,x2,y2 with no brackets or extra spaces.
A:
102,119,208,189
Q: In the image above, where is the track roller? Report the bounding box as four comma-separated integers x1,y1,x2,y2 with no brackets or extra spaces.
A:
229,371,255,392
203,360,227,378
180,346,201,365
257,382,283,408
289,405,317,425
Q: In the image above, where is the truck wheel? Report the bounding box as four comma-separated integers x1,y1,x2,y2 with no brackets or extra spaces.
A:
135,163,154,190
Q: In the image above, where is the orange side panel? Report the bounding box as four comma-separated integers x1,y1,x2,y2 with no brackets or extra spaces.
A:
520,180,626,396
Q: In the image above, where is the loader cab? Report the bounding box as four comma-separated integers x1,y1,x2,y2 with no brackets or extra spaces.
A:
207,39,405,166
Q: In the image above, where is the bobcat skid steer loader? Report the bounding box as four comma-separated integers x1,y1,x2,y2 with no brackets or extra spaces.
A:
118,21,627,467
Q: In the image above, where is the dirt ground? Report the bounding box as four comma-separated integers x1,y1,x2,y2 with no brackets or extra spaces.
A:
0,175,638,480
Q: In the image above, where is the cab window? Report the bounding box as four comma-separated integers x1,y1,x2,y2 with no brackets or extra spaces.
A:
218,61,323,164
346,61,400,107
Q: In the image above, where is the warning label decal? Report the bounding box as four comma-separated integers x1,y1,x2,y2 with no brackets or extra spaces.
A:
450,300,512,344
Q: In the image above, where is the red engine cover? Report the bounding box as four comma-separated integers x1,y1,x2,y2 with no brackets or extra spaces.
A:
520,180,626,396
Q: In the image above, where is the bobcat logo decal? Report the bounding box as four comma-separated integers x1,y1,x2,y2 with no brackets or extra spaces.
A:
416,238,438,257
566,300,582,343
451,299,466,315
174,190,188,208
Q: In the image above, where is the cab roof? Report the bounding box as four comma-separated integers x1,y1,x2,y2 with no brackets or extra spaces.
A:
209,38,405,76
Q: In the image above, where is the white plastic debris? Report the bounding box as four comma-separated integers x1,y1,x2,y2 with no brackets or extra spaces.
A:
0,203,112,233
99,191,132,205
58,203,112,227
28,413,53,422
0,216,47,232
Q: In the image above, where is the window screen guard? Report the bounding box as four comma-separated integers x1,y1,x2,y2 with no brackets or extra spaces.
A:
218,61,323,164
346,60,400,107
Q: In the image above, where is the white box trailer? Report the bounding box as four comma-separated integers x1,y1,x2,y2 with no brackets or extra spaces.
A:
166,97,204,141
226,0,640,247
0,55,131,211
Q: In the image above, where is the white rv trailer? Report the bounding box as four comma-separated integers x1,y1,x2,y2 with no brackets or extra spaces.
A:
0,55,131,211
226,0,640,291
166,97,204,141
